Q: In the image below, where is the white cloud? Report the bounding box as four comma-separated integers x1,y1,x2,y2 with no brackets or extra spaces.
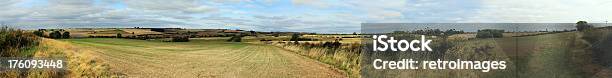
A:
184,6,218,13
1,0,611,33
291,0,331,8
462,0,612,23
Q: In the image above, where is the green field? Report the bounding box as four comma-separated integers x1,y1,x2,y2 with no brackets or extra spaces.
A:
62,38,346,78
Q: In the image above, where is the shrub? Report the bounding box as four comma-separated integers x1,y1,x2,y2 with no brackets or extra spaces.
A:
409,29,464,36
0,27,40,57
290,33,300,44
322,41,342,48
227,34,242,42
49,31,62,39
116,33,122,38
171,36,189,42
576,21,593,31
444,29,464,35
290,33,300,41
476,29,504,38
62,32,70,39
273,33,280,37
33,30,44,37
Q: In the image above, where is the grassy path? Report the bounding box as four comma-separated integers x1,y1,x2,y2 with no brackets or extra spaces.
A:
64,38,346,78
495,32,586,77
518,32,583,77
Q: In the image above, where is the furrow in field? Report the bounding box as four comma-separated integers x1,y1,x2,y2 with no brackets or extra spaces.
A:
66,38,347,78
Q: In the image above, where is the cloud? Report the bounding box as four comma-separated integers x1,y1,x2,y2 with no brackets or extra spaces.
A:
291,0,331,8
34,0,106,19
183,6,218,13
123,0,218,14
0,0,22,7
1,0,611,33
253,15,286,20
462,0,612,23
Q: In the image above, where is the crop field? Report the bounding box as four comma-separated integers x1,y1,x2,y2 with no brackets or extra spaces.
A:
449,32,598,77
360,30,612,77
62,38,346,78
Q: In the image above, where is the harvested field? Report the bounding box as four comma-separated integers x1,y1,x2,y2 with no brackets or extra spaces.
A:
63,38,346,78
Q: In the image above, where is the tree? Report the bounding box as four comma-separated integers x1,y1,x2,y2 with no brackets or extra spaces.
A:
116,33,122,38
171,36,189,42
273,33,280,37
576,21,593,31
352,32,357,35
290,33,300,44
476,29,504,38
227,34,242,42
62,32,70,39
49,31,62,39
33,30,44,37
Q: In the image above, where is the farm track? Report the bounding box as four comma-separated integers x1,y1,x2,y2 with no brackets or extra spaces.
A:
65,38,346,78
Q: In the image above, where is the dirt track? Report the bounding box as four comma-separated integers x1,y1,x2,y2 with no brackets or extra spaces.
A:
66,38,346,78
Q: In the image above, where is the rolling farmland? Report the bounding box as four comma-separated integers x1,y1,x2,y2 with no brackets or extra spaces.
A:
63,38,346,78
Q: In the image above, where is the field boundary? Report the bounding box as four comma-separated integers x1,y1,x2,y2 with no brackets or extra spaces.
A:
260,43,350,77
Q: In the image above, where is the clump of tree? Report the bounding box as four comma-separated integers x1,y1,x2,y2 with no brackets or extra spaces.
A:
62,32,70,38
273,33,280,37
116,33,122,38
576,21,594,31
410,29,464,36
227,34,243,42
0,27,40,57
33,30,45,37
476,29,504,38
412,29,443,36
290,33,301,44
444,29,465,35
49,31,62,39
287,33,317,43
171,36,189,42
321,41,342,48
46,30,70,39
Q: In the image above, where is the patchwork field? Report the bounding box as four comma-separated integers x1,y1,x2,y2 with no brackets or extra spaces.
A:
62,38,346,78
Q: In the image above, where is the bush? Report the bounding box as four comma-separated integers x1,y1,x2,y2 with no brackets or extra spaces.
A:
227,34,242,42
409,29,464,36
322,41,342,48
33,30,44,37
49,31,62,39
290,33,301,44
476,29,504,38
0,27,40,57
116,33,122,38
576,21,593,31
171,36,189,42
62,32,70,39
290,33,300,41
444,29,464,35
273,33,280,37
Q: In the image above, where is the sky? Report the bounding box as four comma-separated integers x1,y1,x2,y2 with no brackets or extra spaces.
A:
0,0,611,33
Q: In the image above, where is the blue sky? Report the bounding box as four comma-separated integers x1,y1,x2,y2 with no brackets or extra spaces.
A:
0,0,611,33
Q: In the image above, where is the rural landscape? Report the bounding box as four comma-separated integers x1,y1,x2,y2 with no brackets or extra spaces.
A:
0,25,363,77
0,0,610,78
1,21,612,77
361,22,612,77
